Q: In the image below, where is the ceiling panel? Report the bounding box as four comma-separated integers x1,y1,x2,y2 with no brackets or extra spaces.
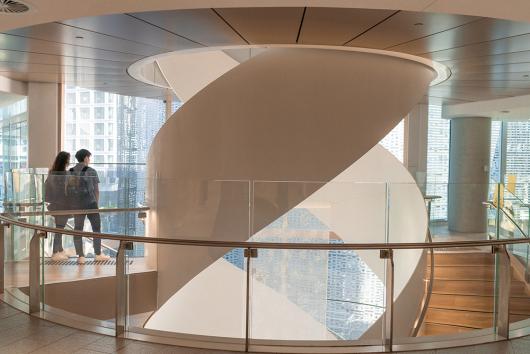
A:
0,62,125,75
451,62,530,74
393,18,530,54
297,8,395,45
214,7,304,44
422,33,530,62
60,14,203,51
0,33,143,62
439,50,530,68
6,22,165,57
441,80,530,89
450,71,530,81
131,9,247,46
0,50,130,69
347,11,477,49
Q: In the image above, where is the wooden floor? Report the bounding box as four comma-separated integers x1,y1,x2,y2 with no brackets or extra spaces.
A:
420,251,530,336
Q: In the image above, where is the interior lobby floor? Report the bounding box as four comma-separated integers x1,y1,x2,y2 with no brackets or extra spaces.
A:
0,302,528,353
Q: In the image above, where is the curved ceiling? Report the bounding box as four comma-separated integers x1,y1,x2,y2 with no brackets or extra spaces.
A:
2,5,530,103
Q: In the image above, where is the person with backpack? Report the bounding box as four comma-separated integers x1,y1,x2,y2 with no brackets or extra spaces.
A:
68,149,110,264
45,151,71,262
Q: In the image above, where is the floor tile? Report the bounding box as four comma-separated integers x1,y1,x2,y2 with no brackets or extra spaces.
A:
435,340,512,354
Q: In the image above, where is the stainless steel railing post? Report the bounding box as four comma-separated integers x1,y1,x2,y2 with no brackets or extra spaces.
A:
244,247,257,352
493,244,511,339
29,230,44,314
0,223,6,294
116,240,132,337
380,249,394,351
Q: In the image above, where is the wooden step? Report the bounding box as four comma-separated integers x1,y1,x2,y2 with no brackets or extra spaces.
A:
425,308,493,329
432,280,529,297
431,265,498,281
420,322,475,336
429,293,530,315
429,253,494,266
425,308,529,329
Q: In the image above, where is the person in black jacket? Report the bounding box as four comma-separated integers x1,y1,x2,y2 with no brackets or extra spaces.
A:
45,151,71,262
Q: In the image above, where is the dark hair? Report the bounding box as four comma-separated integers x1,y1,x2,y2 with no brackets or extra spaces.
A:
75,149,91,163
50,151,70,172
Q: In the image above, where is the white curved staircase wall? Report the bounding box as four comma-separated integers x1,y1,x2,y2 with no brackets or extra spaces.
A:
145,258,336,340
145,145,426,339
146,48,434,307
156,50,239,102
298,144,427,297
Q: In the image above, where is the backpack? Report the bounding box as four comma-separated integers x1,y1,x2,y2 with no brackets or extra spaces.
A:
66,166,91,208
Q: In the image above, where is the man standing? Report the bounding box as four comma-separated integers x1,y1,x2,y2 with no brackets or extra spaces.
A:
70,149,110,264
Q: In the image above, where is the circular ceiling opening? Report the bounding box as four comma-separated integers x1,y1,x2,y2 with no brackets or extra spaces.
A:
0,0,30,14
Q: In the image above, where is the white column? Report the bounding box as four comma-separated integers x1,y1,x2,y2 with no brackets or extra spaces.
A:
27,82,61,168
448,117,491,233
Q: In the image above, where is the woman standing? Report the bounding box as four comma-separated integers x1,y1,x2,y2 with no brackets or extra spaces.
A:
45,151,71,261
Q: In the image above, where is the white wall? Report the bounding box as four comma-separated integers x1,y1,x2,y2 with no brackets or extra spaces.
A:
27,82,60,168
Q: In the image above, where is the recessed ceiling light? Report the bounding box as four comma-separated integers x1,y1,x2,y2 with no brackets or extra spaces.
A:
414,22,424,26
75,36,84,39
501,110,510,113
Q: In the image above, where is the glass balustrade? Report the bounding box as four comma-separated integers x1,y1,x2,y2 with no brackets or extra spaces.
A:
0,176,528,352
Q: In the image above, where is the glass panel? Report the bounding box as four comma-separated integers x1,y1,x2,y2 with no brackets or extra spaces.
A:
249,249,384,346
412,244,496,339
127,244,246,348
42,234,117,330
249,181,387,346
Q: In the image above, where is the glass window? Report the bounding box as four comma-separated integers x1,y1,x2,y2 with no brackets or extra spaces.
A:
506,121,530,201
0,97,28,200
95,139,105,151
426,105,450,221
379,119,404,162
64,86,168,251
67,108,76,121
65,139,76,153
79,123,90,136
80,92,90,104
95,107,105,120
94,123,105,135
66,93,76,105
66,123,76,135
80,108,90,120
95,91,105,104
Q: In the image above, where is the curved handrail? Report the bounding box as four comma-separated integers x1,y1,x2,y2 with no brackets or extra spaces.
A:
1,212,529,250
483,201,529,239
411,229,435,337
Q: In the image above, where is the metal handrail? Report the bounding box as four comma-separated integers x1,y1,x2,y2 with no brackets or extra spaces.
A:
3,206,149,217
483,201,529,239
0,212,529,250
411,229,435,337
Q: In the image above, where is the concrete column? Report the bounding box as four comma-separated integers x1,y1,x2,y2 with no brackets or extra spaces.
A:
404,104,429,192
27,82,61,168
448,117,491,233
